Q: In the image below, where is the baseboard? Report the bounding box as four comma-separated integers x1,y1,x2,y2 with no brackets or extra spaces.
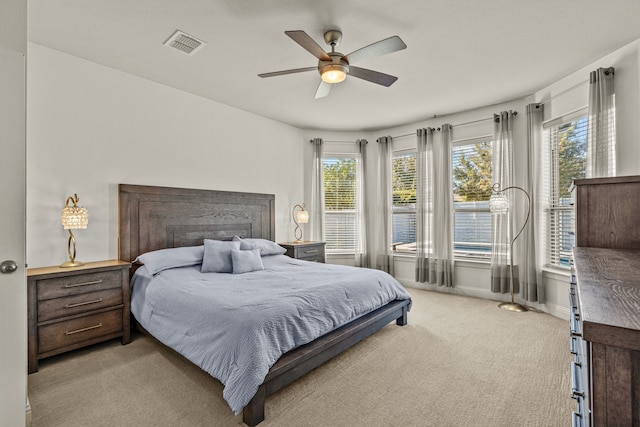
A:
26,396,32,427
401,281,570,321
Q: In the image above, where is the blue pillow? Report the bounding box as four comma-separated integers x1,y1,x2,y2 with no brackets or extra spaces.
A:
201,239,241,273
231,248,264,274
232,236,286,256
134,245,204,275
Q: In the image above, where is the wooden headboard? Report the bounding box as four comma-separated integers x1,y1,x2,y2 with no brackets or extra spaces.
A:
118,184,275,262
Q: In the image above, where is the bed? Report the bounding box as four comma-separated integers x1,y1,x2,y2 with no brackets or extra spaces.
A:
118,184,411,426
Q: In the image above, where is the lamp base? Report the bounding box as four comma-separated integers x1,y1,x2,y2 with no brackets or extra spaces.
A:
59,260,84,268
498,302,528,312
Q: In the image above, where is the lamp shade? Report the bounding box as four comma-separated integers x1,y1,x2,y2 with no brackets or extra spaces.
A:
61,194,88,229
296,209,309,224
489,192,509,214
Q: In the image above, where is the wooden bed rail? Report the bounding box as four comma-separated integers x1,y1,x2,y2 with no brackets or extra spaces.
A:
243,299,410,426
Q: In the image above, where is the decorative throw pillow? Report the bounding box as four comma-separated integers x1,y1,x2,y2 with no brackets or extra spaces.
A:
231,248,264,274
201,239,241,273
232,236,286,256
134,245,204,275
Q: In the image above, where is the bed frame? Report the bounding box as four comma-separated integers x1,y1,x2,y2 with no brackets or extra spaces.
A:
118,184,410,426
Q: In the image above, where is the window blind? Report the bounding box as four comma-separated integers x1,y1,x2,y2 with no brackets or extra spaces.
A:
323,157,360,253
392,152,416,253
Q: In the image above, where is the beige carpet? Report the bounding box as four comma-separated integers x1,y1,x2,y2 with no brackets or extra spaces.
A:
28,289,573,427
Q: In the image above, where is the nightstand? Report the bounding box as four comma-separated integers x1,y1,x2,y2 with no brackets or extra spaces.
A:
27,260,131,373
280,241,326,263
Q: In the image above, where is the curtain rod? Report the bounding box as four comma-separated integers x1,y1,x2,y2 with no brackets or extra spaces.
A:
321,140,358,143
539,79,588,106
308,139,368,143
387,111,517,139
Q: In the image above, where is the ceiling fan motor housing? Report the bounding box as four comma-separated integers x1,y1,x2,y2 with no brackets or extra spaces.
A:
318,52,349,82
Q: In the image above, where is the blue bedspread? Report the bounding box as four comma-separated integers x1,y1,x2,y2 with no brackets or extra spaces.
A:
130,254,411,414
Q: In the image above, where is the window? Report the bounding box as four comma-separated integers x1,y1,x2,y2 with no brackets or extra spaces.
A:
451,139,493,259
545,115,588,268
323,156,360,253
392,151,417,253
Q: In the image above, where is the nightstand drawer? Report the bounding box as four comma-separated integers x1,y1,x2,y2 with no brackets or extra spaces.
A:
36,270,123,301
281,242,326,263
38,309,123,354
296,245,325,260
38,288,123,322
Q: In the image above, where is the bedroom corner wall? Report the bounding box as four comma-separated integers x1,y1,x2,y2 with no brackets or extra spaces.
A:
26,43,306,268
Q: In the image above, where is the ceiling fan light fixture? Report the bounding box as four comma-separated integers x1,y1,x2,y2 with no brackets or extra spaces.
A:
321,64,348,84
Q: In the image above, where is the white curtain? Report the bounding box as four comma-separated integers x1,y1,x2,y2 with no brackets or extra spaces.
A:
374,136,393,274
491,112,515,294
520,104,544,303
357,139,370,268
415,127,454,286
310,138,325,242
587,67,616,178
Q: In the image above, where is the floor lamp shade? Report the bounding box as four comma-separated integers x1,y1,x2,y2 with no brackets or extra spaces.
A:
292,203,309,242
60,193,88,267
489,183,530,312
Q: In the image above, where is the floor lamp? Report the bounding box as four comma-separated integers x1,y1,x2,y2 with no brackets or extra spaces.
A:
489,183,530,312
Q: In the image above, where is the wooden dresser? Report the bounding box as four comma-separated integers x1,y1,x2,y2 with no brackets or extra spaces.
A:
279,241,326,263
27,260,131,373
570,175,640,426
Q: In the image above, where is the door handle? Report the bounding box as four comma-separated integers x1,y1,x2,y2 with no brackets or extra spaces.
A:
0,260,18,274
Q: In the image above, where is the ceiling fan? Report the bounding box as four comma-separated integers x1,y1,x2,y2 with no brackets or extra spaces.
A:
258,30,407,99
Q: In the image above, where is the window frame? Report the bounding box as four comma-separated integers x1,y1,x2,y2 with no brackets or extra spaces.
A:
543,108,588,269
391,148,417,254
451,136,493,261
322,152,361,255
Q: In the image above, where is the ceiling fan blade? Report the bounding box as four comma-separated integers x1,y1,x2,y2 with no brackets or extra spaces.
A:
315,81,332,99
258,67,317,78
345,36,407,64
349,66,398,87
285,30,331,61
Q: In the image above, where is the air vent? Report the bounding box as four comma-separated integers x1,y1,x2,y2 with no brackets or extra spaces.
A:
164,30,206,55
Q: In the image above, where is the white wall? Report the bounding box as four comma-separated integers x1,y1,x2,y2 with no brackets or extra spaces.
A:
26,43,306,268
531,37,640,176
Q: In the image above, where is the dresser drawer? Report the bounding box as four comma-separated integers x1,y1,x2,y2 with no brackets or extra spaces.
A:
36,269,123,301
38,288,123,322
38,309,123,354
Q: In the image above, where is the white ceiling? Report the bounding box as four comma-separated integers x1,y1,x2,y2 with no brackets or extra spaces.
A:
28,0,640,132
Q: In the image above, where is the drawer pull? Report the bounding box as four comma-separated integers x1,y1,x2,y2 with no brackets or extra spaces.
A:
304,249,318,254
64,298,103,309
572,412,583,427
570,336,579,355
571,361,584,397
64,279,103,288
65,323,103,335
570,310,582,337
569,291,576,309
